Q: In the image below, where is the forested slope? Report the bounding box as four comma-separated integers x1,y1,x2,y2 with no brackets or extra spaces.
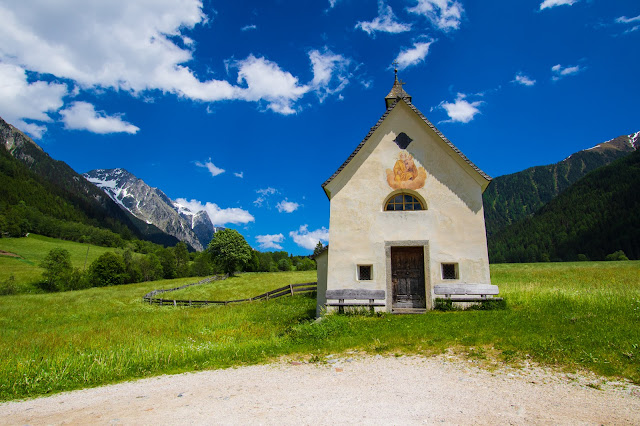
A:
489,149,640,262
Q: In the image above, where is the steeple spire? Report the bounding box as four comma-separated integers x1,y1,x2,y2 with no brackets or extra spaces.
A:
385,62,411,109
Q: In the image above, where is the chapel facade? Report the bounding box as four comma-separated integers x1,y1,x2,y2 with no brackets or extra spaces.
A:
316,74,493,314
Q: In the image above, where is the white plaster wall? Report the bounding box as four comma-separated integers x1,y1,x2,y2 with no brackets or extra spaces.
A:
325,101,491,311
315,250,328,317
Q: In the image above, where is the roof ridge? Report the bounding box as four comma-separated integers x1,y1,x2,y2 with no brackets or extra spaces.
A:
321,98,491,198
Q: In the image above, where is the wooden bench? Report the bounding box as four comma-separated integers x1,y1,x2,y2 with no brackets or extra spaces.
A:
433,284,502,302
325,289,386,313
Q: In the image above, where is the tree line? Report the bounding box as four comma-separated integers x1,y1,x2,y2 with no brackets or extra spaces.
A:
33,229,317,293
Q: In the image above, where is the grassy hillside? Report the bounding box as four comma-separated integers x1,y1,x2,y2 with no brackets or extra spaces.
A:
1,262,639,401
0,234,118,291
490,149,640,262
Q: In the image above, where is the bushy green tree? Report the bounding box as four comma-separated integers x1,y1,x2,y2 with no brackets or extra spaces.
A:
88,252,126,287
40,248,73,291
313,241,325,257
277,258,292,271
139,253,163,282
207,229,251,275
190,252,212,277
157,248,177,279
174,242,190,277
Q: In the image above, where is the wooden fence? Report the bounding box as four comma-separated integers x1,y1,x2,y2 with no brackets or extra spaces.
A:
143,278,317,307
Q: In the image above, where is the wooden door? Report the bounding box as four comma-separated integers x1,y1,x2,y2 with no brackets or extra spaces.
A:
391,246,426,309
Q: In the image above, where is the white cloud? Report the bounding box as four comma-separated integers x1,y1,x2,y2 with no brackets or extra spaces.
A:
539,0,578,10
408,0,464,32
439,93,483,123
615,15,640,34
254,187,278,207
356,1,412,36
0,2,317,116
231,55,310,115
276,199,300,213
0,63,66,138
616,15,640,24
234,171,244,178
551,64,583,81
175,198,255,226
513,72,536,86
309,48,351,101
256,234,284,250
394,40,434,70
241,24,257,31
328,0,340,9
289,225,329,250
59,102,139,134
195,158,225,177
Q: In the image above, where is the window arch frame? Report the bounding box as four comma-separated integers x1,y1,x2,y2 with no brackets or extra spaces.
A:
383,190,427,212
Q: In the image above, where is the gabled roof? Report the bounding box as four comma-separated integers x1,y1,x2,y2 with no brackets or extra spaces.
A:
321,95,492,198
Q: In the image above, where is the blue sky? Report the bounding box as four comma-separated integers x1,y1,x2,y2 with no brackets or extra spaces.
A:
0,0,638,254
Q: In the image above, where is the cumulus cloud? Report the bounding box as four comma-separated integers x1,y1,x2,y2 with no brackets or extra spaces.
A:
356,1,411,36
276,200,300,213
256,234,284,250
254,187,278,207
174,198,255,226
394,40,434,70
0,1,333,117
408,0,464,32
230,55,310,114
438,93,483,123
309,48,351,101
59,102,139,134
551,64,583,81
234,171,244,178
195,158,225,177
513,72,536,86
241,24,257,31
539,0,578,10
289,225,329,250
0,63,66,138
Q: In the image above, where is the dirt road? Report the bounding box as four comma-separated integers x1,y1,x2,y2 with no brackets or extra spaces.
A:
1,354,639,425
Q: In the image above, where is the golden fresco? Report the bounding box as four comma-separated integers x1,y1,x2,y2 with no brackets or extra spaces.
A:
386,151,427,190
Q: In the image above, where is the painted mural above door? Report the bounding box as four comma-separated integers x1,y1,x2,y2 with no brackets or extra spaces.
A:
386,151,427,190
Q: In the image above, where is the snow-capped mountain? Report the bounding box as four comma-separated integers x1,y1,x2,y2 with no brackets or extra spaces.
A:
83,168,223,251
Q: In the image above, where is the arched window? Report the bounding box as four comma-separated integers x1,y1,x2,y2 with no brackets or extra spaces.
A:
385,193,424,211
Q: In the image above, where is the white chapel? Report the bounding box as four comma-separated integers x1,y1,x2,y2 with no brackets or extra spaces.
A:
316,73,496,314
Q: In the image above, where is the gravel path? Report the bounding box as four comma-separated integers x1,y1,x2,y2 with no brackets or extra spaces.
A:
1,354,639,425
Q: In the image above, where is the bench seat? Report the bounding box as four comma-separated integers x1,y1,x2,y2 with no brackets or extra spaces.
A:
434,284,502,301
325,289,385,312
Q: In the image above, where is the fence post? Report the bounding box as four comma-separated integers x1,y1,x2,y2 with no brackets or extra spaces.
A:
290,284,294,296
173,300,177,307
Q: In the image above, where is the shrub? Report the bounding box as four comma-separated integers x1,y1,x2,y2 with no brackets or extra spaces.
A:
605,250,629,261
88,252,126,287
0,275,17,295
39,248,73,292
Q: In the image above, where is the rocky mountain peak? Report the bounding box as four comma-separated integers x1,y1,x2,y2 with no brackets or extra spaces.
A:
83,168,221,251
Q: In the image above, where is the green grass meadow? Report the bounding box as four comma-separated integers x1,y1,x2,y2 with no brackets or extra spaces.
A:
0,260,639,402
0,234,116,291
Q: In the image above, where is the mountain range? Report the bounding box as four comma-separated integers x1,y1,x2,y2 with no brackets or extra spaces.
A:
83,168,222,251
489,148,640,262
483,131,639,237
0,117,180,247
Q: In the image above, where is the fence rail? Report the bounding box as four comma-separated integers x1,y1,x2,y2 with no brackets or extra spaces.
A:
143,279,317,307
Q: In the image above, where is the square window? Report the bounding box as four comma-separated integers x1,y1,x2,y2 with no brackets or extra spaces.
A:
442,263,458,280
358,265,372,280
